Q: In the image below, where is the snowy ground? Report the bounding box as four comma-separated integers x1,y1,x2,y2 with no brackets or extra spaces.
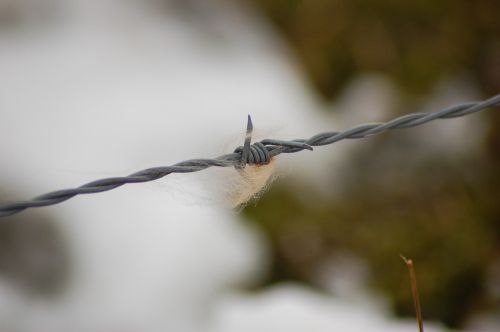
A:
0,0,477,331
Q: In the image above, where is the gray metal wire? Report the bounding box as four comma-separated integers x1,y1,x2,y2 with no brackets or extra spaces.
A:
1,94,499,218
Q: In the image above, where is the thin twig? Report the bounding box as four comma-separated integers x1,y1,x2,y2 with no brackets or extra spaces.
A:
400,254,424,332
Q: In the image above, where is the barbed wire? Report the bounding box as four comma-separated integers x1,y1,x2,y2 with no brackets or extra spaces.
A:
1,94,499,218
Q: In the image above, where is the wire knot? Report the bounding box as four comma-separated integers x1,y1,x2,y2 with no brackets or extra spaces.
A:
234,141,271,165
234,115,271,167
234,115,313,168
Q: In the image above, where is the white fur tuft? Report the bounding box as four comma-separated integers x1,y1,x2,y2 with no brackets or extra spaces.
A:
227,158,278,208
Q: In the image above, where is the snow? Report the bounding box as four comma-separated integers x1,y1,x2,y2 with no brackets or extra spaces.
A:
209,284,447,332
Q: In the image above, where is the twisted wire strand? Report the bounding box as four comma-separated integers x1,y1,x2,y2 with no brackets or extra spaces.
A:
1,94,499,218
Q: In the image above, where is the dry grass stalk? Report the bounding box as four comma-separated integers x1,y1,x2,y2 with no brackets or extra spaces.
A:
400,254,424,332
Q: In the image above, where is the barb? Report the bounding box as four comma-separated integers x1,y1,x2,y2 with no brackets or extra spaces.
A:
1,94,499,218
238,115,254,168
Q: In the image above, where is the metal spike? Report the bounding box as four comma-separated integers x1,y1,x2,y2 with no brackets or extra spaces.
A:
240,114,253,167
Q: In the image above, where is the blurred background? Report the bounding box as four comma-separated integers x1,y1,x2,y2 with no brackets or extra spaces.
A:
0,0,499,331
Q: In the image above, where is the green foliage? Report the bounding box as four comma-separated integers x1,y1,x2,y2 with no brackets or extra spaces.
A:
249,0,500,99
244,0,500,327
244,146,500,327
